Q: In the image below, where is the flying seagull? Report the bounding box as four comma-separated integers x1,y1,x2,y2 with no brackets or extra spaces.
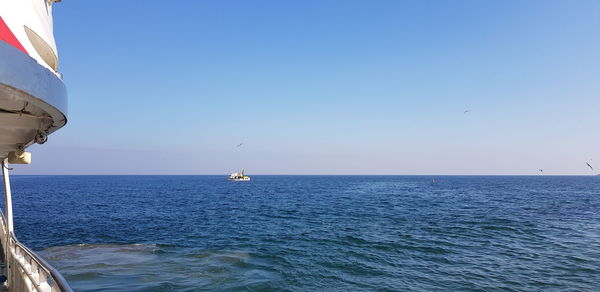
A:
236,143,243,148
586,162,594,171
463,110,471,114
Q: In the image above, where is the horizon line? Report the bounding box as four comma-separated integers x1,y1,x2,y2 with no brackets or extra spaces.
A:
10,174,599,176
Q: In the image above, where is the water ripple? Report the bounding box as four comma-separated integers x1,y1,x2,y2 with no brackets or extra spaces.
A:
5,175,600,291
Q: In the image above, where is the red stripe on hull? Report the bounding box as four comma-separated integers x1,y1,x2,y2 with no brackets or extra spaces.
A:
0,16,28,54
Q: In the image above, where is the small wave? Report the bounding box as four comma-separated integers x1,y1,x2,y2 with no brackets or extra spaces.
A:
481,225,519,233
67,271,104,281
192,250,251,264
344,235,371,245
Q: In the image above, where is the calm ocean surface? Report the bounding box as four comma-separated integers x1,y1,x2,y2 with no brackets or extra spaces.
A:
7,175,600,291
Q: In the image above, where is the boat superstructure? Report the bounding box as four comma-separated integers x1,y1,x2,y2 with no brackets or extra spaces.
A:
0,0,71,291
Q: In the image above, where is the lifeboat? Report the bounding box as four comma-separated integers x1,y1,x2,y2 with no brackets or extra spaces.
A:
0,0,67,160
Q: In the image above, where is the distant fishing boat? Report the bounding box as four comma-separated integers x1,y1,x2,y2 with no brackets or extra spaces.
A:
229,169,250,181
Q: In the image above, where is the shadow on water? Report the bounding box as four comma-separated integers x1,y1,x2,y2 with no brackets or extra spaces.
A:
41,244,279,292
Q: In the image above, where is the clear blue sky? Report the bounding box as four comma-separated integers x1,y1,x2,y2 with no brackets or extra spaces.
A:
15,0,600,175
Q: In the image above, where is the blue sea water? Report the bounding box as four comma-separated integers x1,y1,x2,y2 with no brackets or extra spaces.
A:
6,175,600,291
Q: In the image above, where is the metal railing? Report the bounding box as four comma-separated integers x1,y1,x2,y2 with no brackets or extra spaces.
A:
0,213,72,292
0,158,72,292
